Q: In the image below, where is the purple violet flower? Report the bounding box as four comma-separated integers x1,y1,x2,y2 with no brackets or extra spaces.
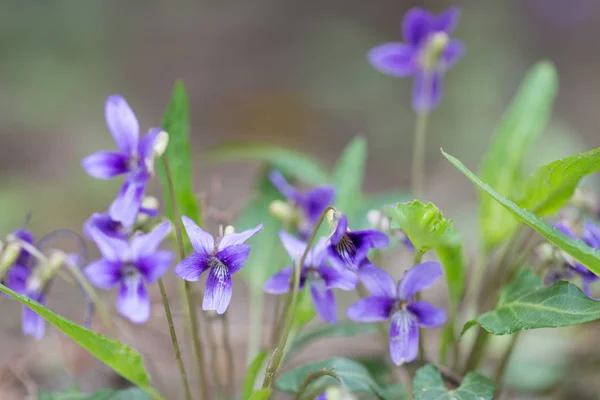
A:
368,7,465,112
347,261,446,365
264,231,358,323
327,214,389,272
174,216,263,314
83,205,160,240
82,95,164,227
269,170,336,238
84,221,174,324
22,290,45,340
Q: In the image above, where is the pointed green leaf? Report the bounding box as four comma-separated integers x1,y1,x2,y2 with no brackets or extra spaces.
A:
0,284,161,399
478,62,558,249
276,357,385,396
156,81,201,225
413,364,494,400
515,147,600,216
498,268,543,304
243,351,269,400
443,149,600,276
332,136,367,215
207,142,330,185
248,389,272,400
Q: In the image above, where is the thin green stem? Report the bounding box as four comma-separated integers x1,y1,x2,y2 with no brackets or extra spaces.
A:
163,155,208,400
157,278,193,400
262,207,334,389
246,288,265,367
411,111,430,198
295,370,342,400
413,249,426,360
222,311,236,399
493,331,520,395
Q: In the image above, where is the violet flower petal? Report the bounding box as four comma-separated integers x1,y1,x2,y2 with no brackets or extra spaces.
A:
310,279,337,324
408,301,447,327
368,43,417,77
358,261,396,297
583,220,600,248
432,6,461,34
131,221,171,259
84,213,125,240
137,127,161,169
109,170,149,227
269,170,299,201
330,214,349,245
105,95,140,156
5,265,29,294
263,266,294,294
116,276,150,324
84,259,122,289
441,39,466,70
216,244,251,274
389,310,419,365
88,229,130,263
13,228,34,266
22,293,45,340
301,186,336,224
217,224,263,251
412,70,443,112
397,261,443,300
279,230,308,263
203,265,232,314
174,252,211,281
319,265,358,291
137,250,174,283
347,296,395,322
402,8,433,46
181,216,214,255
350,229,390,260
82,151,130,180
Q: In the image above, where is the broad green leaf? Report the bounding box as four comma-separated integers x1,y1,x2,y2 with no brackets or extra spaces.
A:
413,364,494,400
207,142,330,185
515,147,600,216
332,136,367,216
379,384,410,400
435,244,466,307
0,284,161,399
478,62,558,249
243,350,269,400
156,81,201,225
287,321,378,358
443,150,600,276
276,357,385,397
248,389,272,400
39,388,149,400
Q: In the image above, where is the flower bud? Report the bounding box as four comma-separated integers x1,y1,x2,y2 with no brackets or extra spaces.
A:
535,242,555,263
366,210,391,231
269,200,294,221
141,196,159,212
0,242,21,272
28,251,65,292
224,225,235,236
153,130,169,158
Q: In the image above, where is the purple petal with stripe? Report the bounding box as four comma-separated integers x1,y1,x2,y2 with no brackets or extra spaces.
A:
216,244,251,274
310,279,337,324
84,258,122,289
181,216,214,255
116,274,150,324
105,95,139,155
389,310,419,365
330,214,348,245
408,301,447,327
174,252,211,281
82,151,130,180
203,265,232,314
347,296,395,322
397,261,443,300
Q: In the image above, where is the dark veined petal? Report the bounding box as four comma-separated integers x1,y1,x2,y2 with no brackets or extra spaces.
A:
407,301,447,328
269,170,299,202
402,8,433,46
109,170,149,228
432,6,461,34
203,264,232,314
368,42,417,77
441,39,466,70
397,261,443,300
279,230,308,263
263,266,294,294
346,296,395,322
84,258,122,289
310,279,337,324
181,215,214,256
215,244,251,274
412,70,443,112
174,252,211,281
116,273,150,324
217,224,263,251
82,151,130,180
131,221,172,259
83,213,125,240
137,250,174,283
330,214,348,245
357,261,396,297
105,95,140,156
389,310,419,365
319,265,358,291
22,292,45,340
301,186,336,224
350,229,390,262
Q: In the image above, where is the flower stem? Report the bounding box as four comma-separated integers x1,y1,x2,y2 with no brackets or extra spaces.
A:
493,331,520,395
222,311,236,399
411,110,430,198
412,248,426,360
261,207,335,389
162,155,209,400
295,370,342,400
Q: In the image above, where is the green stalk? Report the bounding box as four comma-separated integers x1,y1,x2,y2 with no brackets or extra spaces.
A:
411,110,430,198
412,248,426,360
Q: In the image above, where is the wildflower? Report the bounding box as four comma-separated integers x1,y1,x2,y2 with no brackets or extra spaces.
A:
82,95,167,226
83,198,160,240
368,7,465,111
269,170,335,238
264,231,358,323
327,213,389,272
347,262,446,365
84,221,174,323
174,216,262,314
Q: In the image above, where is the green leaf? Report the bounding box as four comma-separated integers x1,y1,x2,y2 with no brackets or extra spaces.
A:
379,384,410,400
413,364,494,400
435,244,466,307
243,351,269,400
498,268,543,304
287,321,378,359
276,357,385,397
156,81,201,225
443,149,600,276
40,388,149,400
248,389,272,400
515,147,600,216
478,62,558,249
332,136,367,216
0,284,161,399
207,142,330,185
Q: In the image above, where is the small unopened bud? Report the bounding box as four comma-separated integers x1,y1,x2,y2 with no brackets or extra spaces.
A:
325,386,358,400
535,242,555,262
0,242,21,271
141,196,159,211
153,131,169,158
269,200,294,221
26,275,43,293
366,210,391,231
224,225,235,236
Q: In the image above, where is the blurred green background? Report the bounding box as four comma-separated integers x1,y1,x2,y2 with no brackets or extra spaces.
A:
2,0,600,398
